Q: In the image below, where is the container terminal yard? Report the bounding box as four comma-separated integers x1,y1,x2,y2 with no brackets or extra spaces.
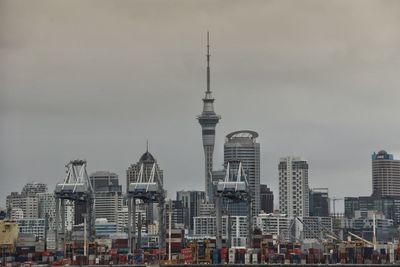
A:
1,218,400,267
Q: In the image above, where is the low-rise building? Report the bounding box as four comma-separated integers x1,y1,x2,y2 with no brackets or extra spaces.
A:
255,213,291,240
0,220,19,253
16,218,45,240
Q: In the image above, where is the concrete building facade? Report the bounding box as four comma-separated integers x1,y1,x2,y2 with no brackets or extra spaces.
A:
309,188,329,217
90,171,123,224
279,156,309,218
224,130,261,216
176,190,205,230
260,184,274,214
372,150,400,197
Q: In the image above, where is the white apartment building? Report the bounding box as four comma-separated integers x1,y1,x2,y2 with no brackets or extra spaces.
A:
255,213,292,240
279,156,309,218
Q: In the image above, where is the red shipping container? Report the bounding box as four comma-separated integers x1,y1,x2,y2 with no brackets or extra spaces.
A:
118,255,127,264
220,248,227,263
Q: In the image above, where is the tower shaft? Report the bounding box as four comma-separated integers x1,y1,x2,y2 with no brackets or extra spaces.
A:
197,32,220,202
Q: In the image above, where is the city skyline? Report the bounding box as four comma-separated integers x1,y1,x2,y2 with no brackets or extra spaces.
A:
2,1,400,210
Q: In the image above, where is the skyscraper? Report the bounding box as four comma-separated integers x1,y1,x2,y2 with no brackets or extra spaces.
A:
260,184,274,214
197,32,221,202
126,149,164,224
224,130,261,216
89,171,123,224
279,156,309,218
372,150,400,197
309,188,329,217
176,190,205,230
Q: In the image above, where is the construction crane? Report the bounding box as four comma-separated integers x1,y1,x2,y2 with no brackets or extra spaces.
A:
127,162,166,253
54,160,95,252
348,231,374,247
214,161,252,249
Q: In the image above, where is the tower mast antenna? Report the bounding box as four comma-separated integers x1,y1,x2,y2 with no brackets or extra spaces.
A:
207,31,210,93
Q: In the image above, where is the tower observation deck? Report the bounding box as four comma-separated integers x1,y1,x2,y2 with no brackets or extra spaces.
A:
197,32,221,202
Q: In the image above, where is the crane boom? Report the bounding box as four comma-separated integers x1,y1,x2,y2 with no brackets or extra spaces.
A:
348,231,374,246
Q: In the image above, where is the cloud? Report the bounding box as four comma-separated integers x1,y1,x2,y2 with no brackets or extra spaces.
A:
1,0,400,212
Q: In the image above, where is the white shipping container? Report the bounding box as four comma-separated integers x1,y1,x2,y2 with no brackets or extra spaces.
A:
252,253,258,264
228,248,236,264
244,253,251,264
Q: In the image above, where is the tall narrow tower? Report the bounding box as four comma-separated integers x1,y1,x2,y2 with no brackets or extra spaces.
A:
197,32,221,202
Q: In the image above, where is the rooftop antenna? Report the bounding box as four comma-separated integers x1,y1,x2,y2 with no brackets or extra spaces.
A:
207,31,210,93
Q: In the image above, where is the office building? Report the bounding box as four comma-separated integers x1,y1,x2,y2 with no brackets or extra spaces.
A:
339,211,397,242
22,182,48,196
309,188,329,217
260,184,274,214
193,215,248,247
126,150,164,224
372,150,400,197
10,207,24,220
344,195,400,226
90,171,123,224
37,193,56,230
197,33,221,202
255,213,291,240
166,200,188,229
6,192,39,219
279,156,309,218
224,130,261,216
95,218,117,237
90,171,121,192
176,191,205,230
116,206,147,234
16,218,46,240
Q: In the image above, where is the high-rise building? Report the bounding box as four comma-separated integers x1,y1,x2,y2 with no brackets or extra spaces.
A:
16,218,46,240
89,171,123,224
22,182,48,196
224,130,261,216
279,157,309,218
116,206,147,234
6,192,39,219
90,171,121,192
176,191,205,230
309,188,329,217
6,182,48,220
126,150,164,224
197,33,221,202
166,200,187,229
38,193,56,230
260,184,274,214
255,213,291,240
372,150,400,197
344,195,400,226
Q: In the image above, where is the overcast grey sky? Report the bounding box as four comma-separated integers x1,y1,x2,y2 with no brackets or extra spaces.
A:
1,0,400,211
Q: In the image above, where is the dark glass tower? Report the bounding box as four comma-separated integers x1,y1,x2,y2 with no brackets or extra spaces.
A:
197,32,220,202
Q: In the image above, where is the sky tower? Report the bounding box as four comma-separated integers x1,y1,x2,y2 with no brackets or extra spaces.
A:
197,32,221,202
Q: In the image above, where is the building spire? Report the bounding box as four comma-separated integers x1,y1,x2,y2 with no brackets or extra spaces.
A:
146,139,149,153
207,31,210,93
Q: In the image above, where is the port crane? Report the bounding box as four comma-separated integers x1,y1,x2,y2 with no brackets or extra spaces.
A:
214,161,252,249
54,160,95,253
127,162,166,253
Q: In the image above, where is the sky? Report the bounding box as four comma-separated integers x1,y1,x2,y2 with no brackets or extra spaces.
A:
1,0,400,212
